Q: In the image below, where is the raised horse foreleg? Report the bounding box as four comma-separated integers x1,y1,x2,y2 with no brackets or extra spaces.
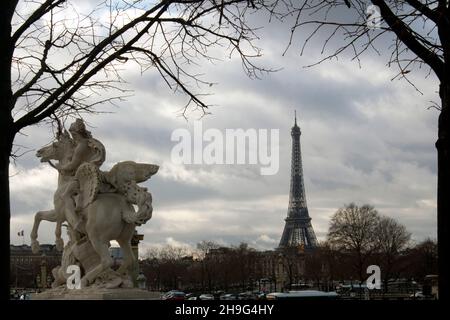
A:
30,209,58,254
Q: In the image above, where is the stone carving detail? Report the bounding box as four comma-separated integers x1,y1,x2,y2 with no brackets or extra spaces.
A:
30,119,159,289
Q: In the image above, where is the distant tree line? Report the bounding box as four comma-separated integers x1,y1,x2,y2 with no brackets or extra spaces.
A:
305,204,437,293
140,204,437,294
141,241,263,293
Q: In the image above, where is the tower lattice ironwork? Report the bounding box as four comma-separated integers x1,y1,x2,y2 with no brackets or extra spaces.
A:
278,112,318,250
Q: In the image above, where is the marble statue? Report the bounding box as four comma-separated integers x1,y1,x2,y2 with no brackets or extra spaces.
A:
30,119,159,290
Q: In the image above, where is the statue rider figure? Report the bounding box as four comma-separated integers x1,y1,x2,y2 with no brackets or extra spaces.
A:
57,119,105,234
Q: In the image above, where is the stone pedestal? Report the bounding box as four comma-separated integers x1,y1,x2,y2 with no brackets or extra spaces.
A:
32,288,161,300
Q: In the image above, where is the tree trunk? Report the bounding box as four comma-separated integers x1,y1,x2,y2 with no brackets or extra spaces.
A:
0,1,16,301
437,80,450,301
0,120,14,300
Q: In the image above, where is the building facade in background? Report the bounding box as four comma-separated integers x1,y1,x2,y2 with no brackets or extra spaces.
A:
10,244,61,289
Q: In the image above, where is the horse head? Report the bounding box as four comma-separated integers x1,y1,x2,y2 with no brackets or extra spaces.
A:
36,130,75,163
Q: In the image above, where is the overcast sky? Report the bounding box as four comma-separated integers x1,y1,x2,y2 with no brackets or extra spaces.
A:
9,1,439,256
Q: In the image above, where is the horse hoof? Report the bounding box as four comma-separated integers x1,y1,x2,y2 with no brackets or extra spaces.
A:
55,238,64,251
31,241,40,254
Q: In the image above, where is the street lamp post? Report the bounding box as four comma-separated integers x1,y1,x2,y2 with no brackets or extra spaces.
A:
40,256,47,289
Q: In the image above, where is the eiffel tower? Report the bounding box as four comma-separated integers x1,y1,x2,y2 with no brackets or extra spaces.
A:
278,112,318,250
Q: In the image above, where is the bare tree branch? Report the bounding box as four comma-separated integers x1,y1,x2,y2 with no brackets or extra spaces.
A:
372,0,444,81
10,0,286,132
11,0,65,45
404,0,440,22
